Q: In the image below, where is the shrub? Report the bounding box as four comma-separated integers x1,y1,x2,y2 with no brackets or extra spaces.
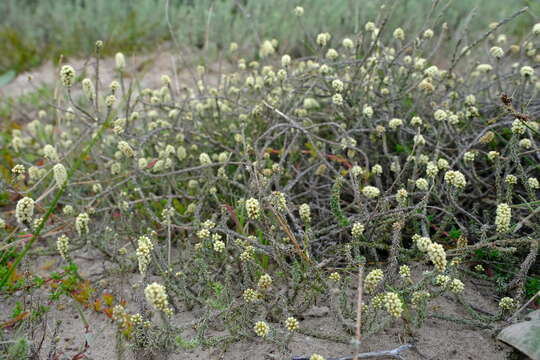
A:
1,2,540,357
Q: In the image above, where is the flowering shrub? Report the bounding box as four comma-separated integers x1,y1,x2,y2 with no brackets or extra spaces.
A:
1,3,540,358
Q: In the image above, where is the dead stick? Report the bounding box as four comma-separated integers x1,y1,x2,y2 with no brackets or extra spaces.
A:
292,344,413,360
508,290,540,323
353,264,364,360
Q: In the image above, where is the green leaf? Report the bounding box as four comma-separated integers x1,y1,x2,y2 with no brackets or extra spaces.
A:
449,227,461,239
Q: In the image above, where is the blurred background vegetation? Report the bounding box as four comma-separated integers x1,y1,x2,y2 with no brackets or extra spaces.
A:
0,0,538,75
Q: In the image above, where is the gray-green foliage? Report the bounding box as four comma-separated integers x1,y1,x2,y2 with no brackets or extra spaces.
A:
1,1,540,357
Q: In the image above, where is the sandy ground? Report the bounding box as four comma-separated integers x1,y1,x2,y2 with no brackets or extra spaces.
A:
0,43,227,100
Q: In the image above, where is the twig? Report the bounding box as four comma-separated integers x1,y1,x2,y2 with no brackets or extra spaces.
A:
353,264,364,360
508,290,540,324
271,207,311,263
292,344,413,360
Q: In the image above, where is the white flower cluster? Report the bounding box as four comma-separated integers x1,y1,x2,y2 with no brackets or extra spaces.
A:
511,119,526,135
423,29,434,39
254,321,269,337
410,116,423,126
82,78,95,102
105,94,116,107
144,282,171,314
393,27,405,40
413,234,432,252
351,222,365,239
437,158,449,170
340,137,356,149
487,151,500,161
363,104,374,118
285,316,299,331
448,278,464,293
111,303,128,323
433,109,447,121
399,265,411,279
115,52,126,70
136,235,153,274
435,274,450,287
243,288,260,302
281,54,291,67
240,244,255,262
11,164,25,181
16,197,34,225
444,170,466,188
292,6,304,16
63,205,74,216
413,134,425,145
92,183,102,194
425,161,438,178
199,152,212,165
316,32,331,47
60,65,75,87
332,93,343,106
519,138,532,149
43,144,59,162
259,40,275,58
342,38,354,49
477,64,493,73
53,163,67,187
370,293,385,310
213,239,225,252
388,118,403,130
350,165,363,177
365,269,384,294
489,46,504,59
520,66,534,77
246,198,261,219
415,178,429,191
329,272,341,282
299,203,311,223
75,212,90,236
474,264,485,272
528,177,539,189
177,146,187,161
495,203,511,233
533,23,540,35
258,274,273,290
362,185,380,198
463,151,476,163
270,191,287,212
326,48,338,60
505,175,517,185
396,188,408,206
427,242,447,272
384,292,403,318
498,297,515,311
57,235,69,260
118,141,135,157
332,79,344,93
161,207,175,225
